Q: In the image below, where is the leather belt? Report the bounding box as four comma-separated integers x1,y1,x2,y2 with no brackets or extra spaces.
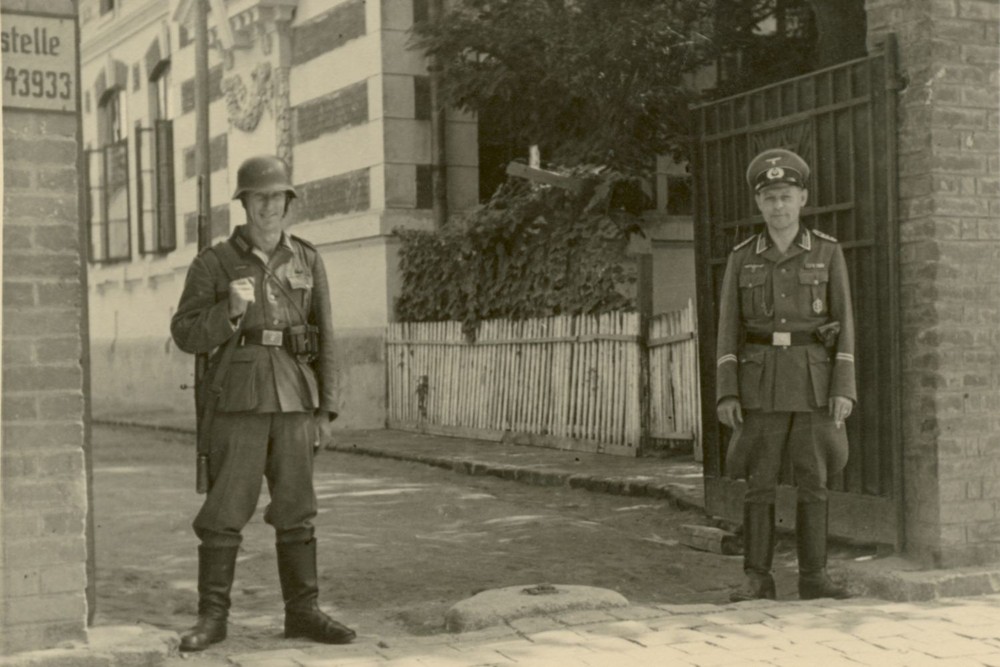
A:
745,331,815,347
240,329,284,347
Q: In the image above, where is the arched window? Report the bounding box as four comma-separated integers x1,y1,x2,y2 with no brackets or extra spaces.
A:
87,71,131,263
136,56,176,254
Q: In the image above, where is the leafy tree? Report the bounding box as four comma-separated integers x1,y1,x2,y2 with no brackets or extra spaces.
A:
413,0,715,176
414,0,866,174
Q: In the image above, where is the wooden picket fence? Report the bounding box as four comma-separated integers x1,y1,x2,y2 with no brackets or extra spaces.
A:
648,301,702,460
386,300,700,458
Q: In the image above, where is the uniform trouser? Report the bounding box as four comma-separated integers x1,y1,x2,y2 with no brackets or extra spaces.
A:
194,412,318,548
727,410,848,505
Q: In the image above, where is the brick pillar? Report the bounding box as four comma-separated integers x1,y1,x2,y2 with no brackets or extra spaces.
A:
867,0,1000,566
1,0,91,653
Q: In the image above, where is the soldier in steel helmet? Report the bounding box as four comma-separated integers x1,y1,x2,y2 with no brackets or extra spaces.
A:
170,155,355,650
716,148,857,602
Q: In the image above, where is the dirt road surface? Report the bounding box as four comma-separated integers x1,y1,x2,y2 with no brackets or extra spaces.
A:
91,424,801,655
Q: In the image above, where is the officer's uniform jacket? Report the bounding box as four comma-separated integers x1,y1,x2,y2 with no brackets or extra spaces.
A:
171,225,337,414
716,226,856,412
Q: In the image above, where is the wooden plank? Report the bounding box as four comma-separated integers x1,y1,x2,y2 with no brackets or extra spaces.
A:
506,161,586,194
649,331,696,348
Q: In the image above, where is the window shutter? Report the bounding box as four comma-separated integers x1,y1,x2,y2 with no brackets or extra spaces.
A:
155,119,177,252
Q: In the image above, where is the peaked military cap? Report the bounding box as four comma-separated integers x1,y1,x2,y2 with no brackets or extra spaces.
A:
746,148,810,192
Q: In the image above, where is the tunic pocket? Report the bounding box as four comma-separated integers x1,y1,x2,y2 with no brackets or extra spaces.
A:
287,270,314,317
739,269,768,318
738,348,767,409
217,359,258,412
798,268,829,315
806,345,832,408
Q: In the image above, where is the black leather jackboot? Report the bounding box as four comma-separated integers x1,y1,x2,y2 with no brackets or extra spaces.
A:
276,538,356,644
797,501,851,600
180,545,239,652
730,503,777,602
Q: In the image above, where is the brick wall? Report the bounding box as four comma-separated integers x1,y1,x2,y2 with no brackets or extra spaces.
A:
1,5,91,652
867,0,1000,566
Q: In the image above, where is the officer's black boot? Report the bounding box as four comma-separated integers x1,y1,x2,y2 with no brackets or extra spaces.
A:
180,545,239,652
730,503,776,602
797,501,851,600
276,539,356,644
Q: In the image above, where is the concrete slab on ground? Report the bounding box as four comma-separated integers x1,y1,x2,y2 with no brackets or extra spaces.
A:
445,584,629,632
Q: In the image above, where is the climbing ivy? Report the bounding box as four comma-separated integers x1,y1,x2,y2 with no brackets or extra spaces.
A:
394,167,647,336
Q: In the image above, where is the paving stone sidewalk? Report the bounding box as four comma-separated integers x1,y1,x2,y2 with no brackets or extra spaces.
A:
158,596,1000,667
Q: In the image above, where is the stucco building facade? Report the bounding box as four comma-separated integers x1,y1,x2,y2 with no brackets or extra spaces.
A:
79,0,479,428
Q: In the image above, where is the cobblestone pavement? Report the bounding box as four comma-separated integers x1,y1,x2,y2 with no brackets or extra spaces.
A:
166,596,1000,666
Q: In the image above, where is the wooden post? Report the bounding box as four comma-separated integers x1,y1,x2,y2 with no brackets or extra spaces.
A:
636,253,653,456
193,0,212,461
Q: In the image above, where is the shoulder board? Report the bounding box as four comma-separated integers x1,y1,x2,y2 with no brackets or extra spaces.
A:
812,228,838,243
289,233,316,252
732,235,755,252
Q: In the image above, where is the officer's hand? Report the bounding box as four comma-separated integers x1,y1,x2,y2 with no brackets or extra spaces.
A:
314,412,335,453
228,278,255,319
829,396,853,429
717,397,743,429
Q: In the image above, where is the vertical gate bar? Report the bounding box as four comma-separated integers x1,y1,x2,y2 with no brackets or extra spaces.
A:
883,34,904,551
695,103,721,478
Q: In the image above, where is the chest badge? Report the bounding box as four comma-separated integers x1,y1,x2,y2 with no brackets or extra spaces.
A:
812,298,824,314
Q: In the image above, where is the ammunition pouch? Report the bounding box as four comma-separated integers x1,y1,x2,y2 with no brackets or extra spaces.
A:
286,324,320,362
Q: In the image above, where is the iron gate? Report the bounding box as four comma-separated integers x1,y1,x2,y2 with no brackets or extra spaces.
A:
693,37,902,547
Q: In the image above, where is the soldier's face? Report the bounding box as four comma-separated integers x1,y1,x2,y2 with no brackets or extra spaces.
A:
755,184,808,233
245,191,289,234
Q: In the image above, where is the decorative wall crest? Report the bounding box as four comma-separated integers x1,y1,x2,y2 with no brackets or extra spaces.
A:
221,62,273,132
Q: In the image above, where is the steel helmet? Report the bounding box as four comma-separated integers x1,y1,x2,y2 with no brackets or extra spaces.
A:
231,155,298,200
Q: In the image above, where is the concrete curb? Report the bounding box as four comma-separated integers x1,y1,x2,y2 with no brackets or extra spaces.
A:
325,441,703,511
0,625,179,667
841,557,1000,602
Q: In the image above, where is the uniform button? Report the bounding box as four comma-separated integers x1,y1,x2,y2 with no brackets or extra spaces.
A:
781,268,788,273
780,318,787,323
781,293,787,298
273,319,280,325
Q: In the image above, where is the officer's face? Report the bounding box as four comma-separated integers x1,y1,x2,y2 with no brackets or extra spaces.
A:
244,191,289,234
755,184,808,233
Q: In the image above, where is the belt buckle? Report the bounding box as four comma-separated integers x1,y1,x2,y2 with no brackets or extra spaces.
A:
262,329,283,346
772,332,791,347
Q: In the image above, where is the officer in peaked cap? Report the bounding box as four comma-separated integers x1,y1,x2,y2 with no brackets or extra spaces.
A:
745,147,811,192
171,155,355,651
716,148,857,603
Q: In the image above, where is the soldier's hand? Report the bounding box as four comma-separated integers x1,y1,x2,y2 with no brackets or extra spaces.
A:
314,412,335,454
228,278,255,319
717,397,743,429
829,396,853,429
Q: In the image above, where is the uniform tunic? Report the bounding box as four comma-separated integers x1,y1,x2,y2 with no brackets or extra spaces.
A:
171,225,337,546
715,226,857,503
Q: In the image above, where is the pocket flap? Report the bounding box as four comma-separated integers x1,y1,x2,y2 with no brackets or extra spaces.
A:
287,271,313,290
739,269,767,288
740,348,766,365
798,269,829,285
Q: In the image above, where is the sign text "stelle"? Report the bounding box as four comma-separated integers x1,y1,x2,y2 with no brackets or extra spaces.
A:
1,12,78,113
